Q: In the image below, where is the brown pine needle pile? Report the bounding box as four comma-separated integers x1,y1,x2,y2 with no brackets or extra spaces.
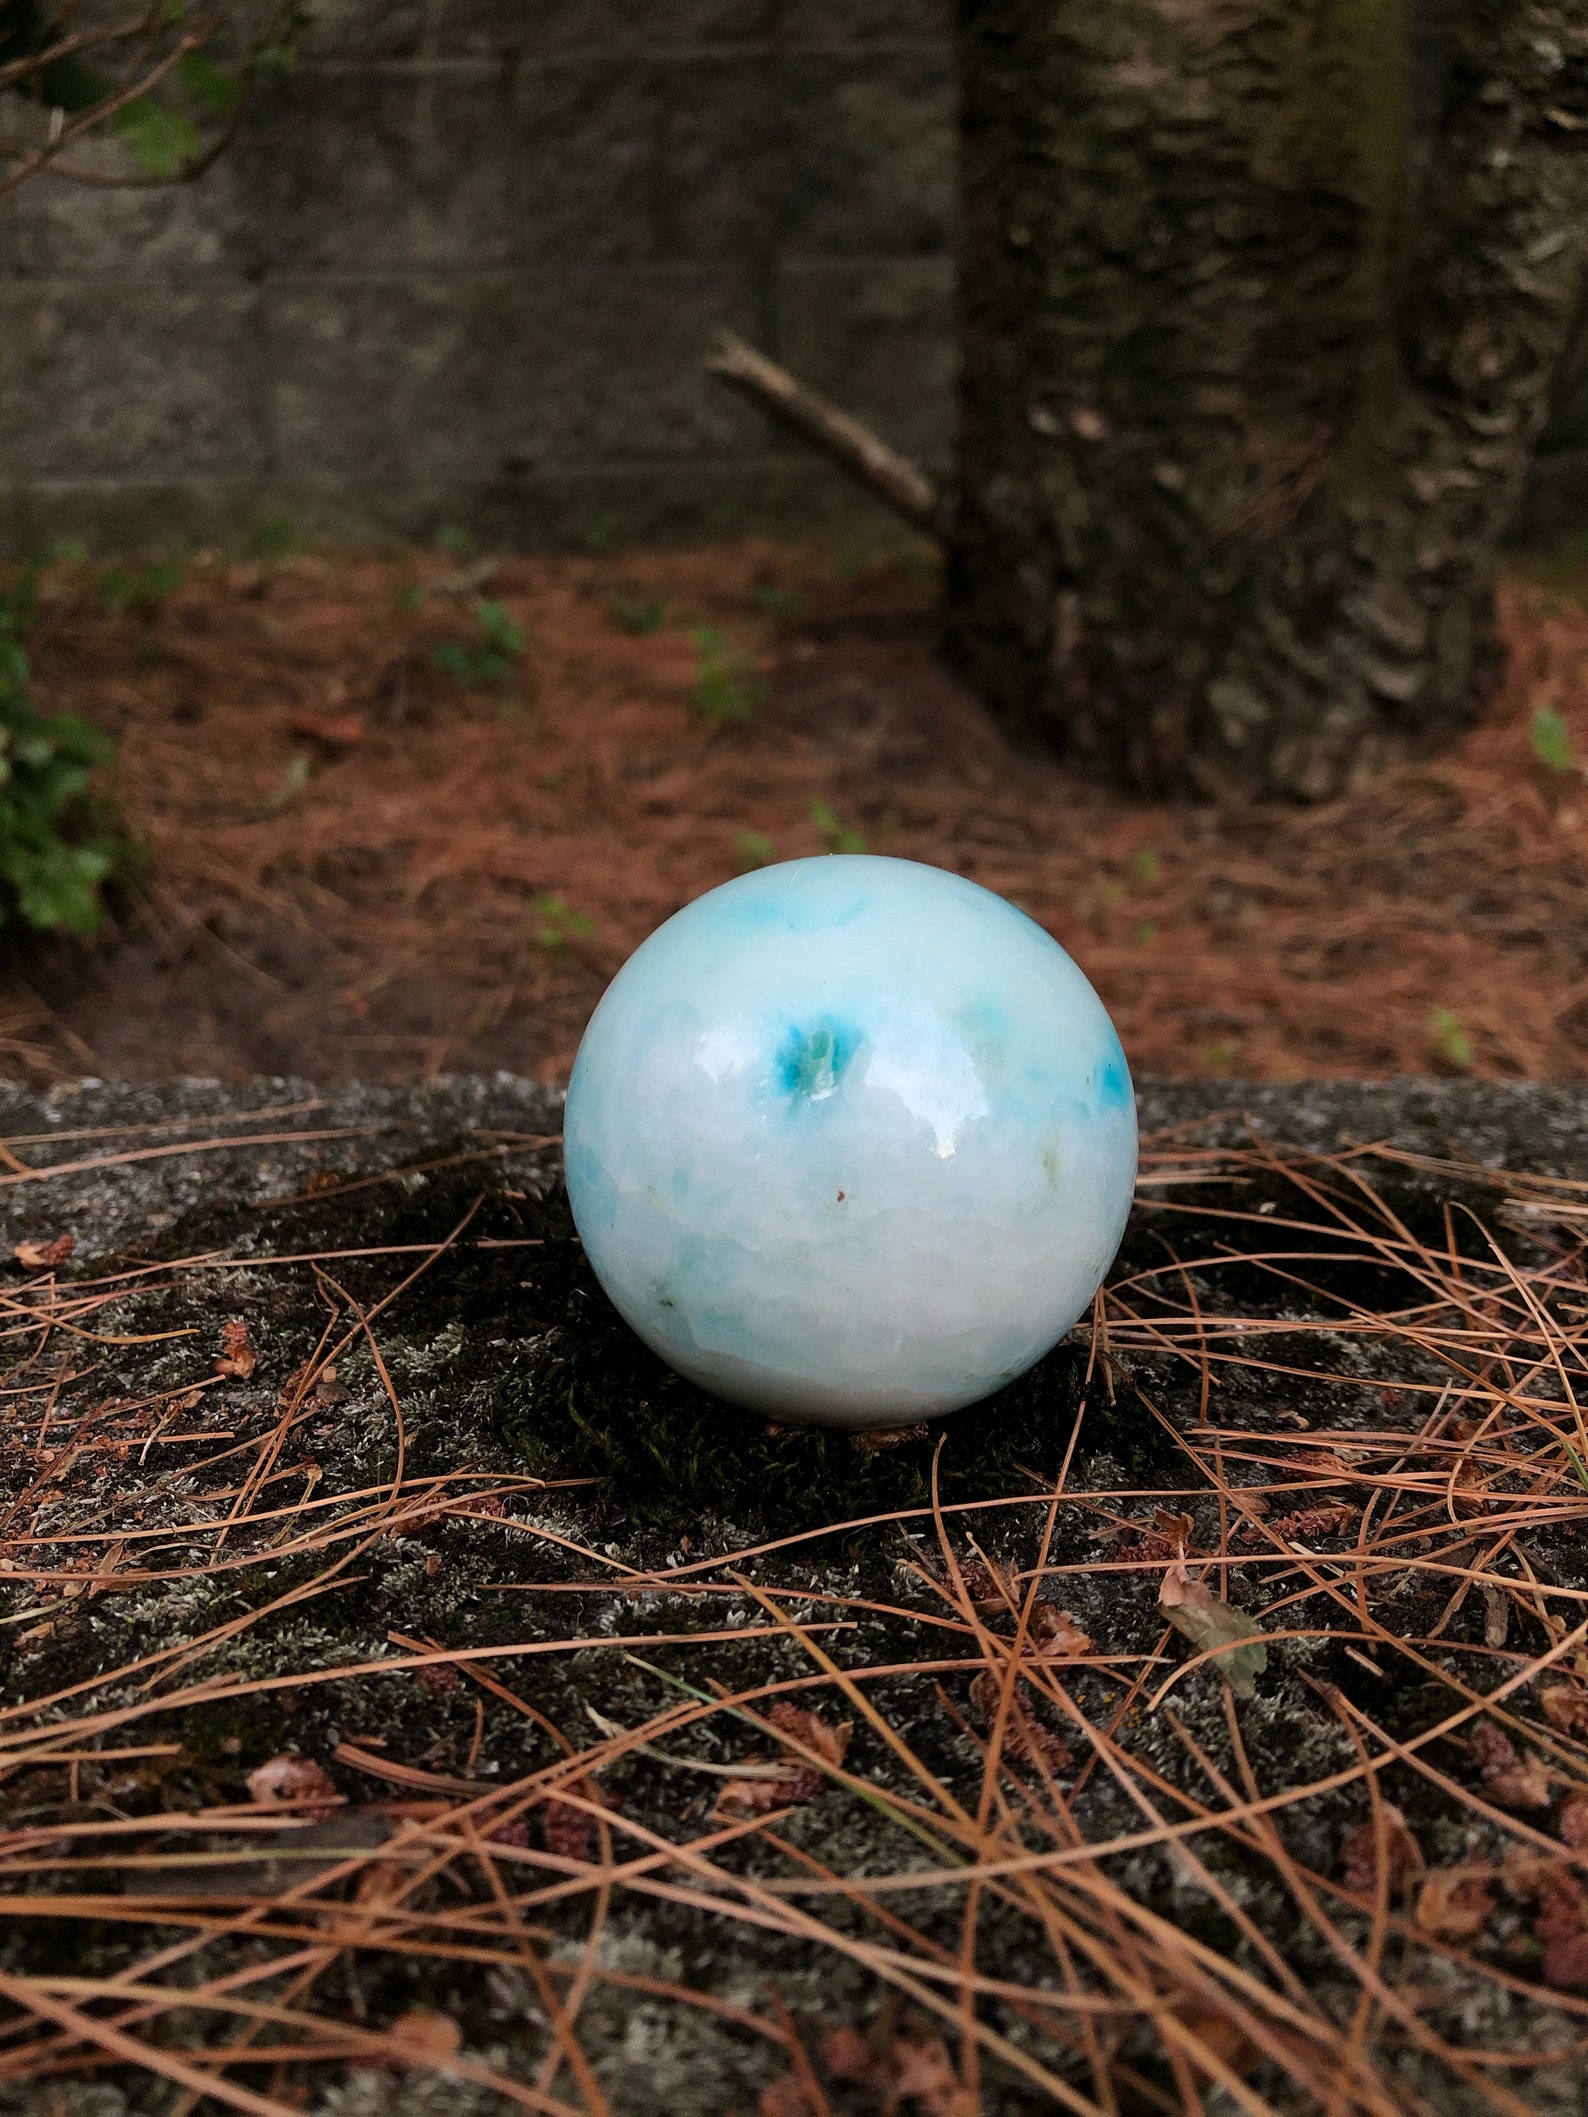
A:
5,540,1588,1085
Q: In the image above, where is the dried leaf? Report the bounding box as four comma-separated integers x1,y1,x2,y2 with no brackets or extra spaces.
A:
1158,1561,1267,1698
1151,1507,1194,1548
1341,1803,1422,1895
1118,1529,1179,1565
1180,2006,1261,2083
1268,1503,1356,1543
1541,1686,1588,1737
387,2009,462,2064
412,1660,461,1696
769,1700,851,1770
1416,1866,1494,1941
819,2026,882,2087
951,1554,1019,1613
1533,1868,1588,1990
215,1318,256,1380
1472,1720,1552,1808
1560,1794,1588,1850
541,1778,615,1860
715,1762,825,1820
1482,1584,1511,1649
850,1421,930,1454
1029,1603,1092,1657
289,711,367,749
891,2031,977,2117
246,1754,339,1811
354,1857,413,1906
1542,1928,1588,1992
969,1669,1075,1776
758,2078,817,2117
14,1234,74,1270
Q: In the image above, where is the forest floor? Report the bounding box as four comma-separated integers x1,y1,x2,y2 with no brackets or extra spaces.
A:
4,534,1588,1089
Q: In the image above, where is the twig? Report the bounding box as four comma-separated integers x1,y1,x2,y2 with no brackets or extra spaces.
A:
704,330,950,541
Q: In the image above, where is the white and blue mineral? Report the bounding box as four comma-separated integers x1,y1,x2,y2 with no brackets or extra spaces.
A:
564,854,1136,1428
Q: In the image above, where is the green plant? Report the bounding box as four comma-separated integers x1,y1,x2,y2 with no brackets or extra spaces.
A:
583,513,622,553
262,752,312,815
1430,1007,1473,1072
751,583,806,623
531,893,595,950
0,575,121,936
609,592,667,636
2,0,309,186
691,627,765,724
809,799,866,854
245,511,305,561
1130,847,1159,883
98,562,182,621
734,829,776,872
434,599,526,688
1531,704,1577,775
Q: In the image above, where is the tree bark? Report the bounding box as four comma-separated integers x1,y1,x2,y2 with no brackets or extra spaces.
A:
948,0,1588,800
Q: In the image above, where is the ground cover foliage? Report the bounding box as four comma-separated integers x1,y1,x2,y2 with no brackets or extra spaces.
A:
6,538,1588,1085
2,1090,1588,2111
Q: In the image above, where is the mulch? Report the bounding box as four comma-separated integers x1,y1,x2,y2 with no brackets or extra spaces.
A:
4,535,1588,1086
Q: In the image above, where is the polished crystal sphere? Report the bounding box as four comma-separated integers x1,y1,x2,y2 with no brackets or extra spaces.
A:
563,855,1136,1428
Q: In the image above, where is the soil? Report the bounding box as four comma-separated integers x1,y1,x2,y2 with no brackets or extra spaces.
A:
5,535,1588,1088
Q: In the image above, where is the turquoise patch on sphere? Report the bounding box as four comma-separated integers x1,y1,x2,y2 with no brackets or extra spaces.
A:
563,855,1137,1428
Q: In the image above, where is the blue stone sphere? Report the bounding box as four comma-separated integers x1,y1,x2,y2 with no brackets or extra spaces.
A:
563,855,1136,1428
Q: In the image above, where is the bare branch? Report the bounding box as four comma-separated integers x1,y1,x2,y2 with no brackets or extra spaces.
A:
704,329,950,543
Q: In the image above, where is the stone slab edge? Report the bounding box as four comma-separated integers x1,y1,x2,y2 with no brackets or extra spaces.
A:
2,1073,1585,1262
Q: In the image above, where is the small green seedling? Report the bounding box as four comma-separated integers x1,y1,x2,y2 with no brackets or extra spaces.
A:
1203,1040,1241,1075
434,598,526,687
245,511,304,561
99,562,182,620
610,592,667,636
263,753,312,815
1531,704,1578,776
1130,847,1159,884
735,829,776,872
810,799,866,855
752,583,806,623
531,893,595,950
583,513,621,554
1133,920,1158,946
1430,1007,1473,1072
691,627,765,723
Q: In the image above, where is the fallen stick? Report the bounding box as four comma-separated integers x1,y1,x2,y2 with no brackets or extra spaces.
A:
705,330,950,542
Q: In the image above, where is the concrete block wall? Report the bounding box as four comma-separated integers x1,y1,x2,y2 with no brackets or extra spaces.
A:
0,0,956,553
1,0,1584,556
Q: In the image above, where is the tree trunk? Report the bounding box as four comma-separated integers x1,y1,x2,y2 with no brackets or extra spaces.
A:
948,0,1588,801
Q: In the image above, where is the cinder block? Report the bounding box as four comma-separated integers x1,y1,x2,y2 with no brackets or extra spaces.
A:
267,269,767,484
655,49,955,261
515,58,659,262
300,0,521,61
234,68,515,273
526,0,777,51
776,258,957,466
3,137,249,280
0,284,270,481
775,0,951,39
